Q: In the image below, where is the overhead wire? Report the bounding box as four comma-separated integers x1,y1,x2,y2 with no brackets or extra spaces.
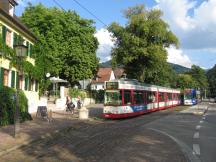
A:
52,0,113,59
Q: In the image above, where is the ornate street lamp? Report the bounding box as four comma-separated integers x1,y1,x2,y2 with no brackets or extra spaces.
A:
13,44,27,138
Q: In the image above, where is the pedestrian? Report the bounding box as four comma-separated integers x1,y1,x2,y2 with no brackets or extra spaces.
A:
77,96,82,109
66,96,75,114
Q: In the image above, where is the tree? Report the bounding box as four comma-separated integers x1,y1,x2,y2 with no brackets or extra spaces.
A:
108,5,178,84
176,74,196,90
21,3,99,85
188,65,208,90
207,64,216,97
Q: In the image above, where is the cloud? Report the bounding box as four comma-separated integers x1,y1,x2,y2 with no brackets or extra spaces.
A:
155,0,216,50
94,28,115,63
166,46,193,68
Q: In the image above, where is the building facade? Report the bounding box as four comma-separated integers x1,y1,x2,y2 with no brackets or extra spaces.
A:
91,68,115,90
0,0,39,113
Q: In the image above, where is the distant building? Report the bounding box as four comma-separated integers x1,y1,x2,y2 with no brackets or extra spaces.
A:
0,0,39,113
114,68,125,79
91,68,115,90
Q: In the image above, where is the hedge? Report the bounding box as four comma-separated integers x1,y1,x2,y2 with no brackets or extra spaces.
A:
0,86,32,126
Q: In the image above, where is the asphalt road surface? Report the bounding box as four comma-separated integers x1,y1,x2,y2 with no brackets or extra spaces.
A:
1,103,215,162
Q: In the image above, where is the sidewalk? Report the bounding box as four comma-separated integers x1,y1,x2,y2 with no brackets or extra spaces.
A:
180,103,208,115
0,104,104,157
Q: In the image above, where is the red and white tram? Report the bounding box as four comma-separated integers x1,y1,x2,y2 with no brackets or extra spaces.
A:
103,79,180,119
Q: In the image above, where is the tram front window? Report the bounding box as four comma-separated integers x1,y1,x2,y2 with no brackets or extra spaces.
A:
105,90,122,105
185,93,192,99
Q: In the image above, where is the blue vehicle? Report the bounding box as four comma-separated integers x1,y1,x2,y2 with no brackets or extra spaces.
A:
182,89,199,105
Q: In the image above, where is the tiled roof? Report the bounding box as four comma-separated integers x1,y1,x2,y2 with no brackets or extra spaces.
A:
114,68,124,79
92,68,113,83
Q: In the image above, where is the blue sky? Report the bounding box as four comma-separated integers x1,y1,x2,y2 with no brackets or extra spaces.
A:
16,0,216,69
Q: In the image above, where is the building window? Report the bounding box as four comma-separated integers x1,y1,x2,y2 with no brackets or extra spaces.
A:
6,29,12,47
19,75,24,90
3,69,9,86
9,3,14,16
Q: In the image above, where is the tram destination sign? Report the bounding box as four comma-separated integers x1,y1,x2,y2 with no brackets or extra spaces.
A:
106,82,118,89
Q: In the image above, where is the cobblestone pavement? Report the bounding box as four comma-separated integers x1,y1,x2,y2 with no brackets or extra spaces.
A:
1,106,189,162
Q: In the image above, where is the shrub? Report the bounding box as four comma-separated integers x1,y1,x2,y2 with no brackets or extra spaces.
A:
91,90,104,103
0,86,32,126
69,88,87,99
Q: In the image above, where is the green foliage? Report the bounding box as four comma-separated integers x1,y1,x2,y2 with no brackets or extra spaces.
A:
207,64,216,97
0,34,40,81
188,65,208,90
0,34,16,59
21,3,99,87
108,5,179,84
176,74,196,90
69,88,87,99
0,87,32,126
91,90,104,103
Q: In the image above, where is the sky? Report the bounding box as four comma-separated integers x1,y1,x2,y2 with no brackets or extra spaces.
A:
15,0,216,69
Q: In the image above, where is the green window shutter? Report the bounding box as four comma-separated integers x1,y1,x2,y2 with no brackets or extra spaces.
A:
29,44,33,57
0,67,4,88
26,41,29,56
13,32,18,46
24,75,29,91
2,26,7,46
29,77,31,91
16,72,19,89
11,71,15,88
35,81,38,92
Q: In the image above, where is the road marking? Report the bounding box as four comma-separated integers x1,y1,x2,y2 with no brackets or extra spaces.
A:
193,132,199,139
199,120,203,124
193,144,200,155
148,128,201,162
196,125,201,130
202,116,206,120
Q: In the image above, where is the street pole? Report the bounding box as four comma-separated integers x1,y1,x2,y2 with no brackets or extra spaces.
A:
13,44,28,138
14,87,20,138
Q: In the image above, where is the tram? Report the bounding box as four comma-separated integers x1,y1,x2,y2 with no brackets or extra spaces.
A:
181,89,200,105
103,79,181,119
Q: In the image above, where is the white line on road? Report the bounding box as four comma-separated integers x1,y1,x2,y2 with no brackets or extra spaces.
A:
148,128,201,162
199,120,203,124
193,144,200,155
196,125,201,130
193,132,199,139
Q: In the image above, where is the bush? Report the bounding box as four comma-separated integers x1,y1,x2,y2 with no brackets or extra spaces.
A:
0,86,32,126
69,88,87,99
91,90,104,103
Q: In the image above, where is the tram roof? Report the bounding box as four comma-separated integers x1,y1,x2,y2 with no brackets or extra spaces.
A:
108,78,180,92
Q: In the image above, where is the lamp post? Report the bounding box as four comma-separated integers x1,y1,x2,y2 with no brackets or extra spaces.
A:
13,44,28,138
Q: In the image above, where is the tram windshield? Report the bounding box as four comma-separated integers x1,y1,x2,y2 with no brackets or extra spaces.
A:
104,90,122,105
184,93,193,100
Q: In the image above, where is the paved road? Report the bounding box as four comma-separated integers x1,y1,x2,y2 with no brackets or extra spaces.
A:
1,103,215,162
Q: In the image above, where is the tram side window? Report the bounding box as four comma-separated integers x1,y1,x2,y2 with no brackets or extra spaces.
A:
168,93,172,101
159,93,165,102
147,92,156,103
124,90,132,105
175,94,178,100
134,91,143,105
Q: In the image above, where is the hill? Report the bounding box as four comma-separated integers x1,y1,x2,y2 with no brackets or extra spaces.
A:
99,60,190,74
